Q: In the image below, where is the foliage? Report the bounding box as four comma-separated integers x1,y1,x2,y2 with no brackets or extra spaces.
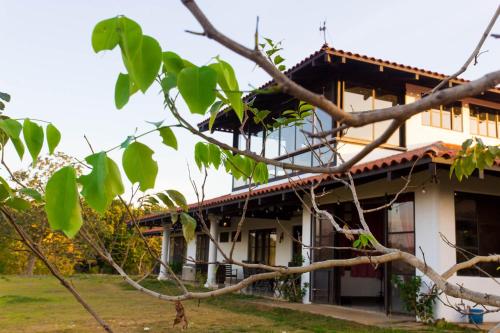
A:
392,275,436,323
451,137,500,181
275,254,308,303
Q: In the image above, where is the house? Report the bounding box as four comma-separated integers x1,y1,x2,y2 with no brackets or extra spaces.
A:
139,44,500,322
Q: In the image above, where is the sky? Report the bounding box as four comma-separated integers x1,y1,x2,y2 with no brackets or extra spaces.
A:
0,1,499,202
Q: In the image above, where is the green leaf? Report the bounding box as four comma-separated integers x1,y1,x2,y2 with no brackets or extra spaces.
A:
0,101,4,111
177,66,217,115
210,59,244,121
116,16,143,62
122,142,158,191
0,119,22,138
123,35,162,93
208,101,224,131
8,136,23,160
115,73,130,109
0,176,12,201
166,189,188,211
158,127,177,150
18,188,43,202
92,17,120,52
160,74,177,96
132,36,161,93
45,166,83,238
180,212,196,243
162,51,185,75
5,197,30,211
273,55,285,65
46,123,61,155
23,119,44,166
146,120,164,128
0,92,11,102
79,152,125,214
156,192,176,210
254,162,269,184
208,144,221,169
194,142,209,170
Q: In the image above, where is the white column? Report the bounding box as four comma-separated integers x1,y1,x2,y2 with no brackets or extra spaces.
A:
301,202,312,304
205,214,220,288
181,236,197,281
158,222,171,281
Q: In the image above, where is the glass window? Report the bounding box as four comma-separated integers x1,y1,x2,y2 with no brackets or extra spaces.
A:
280,126,295,156
469,104,499,138
312,145,334,167
265,130,280,158
441,105,452,130
250,131,264,155
478,112,488,136
374,93,399,145
455,192,500,277
294,151,312,166
422,110,431,126
343,84,373,141
295,115,313,151
248,229,276,265
431,108,441,127
470,108,478,135
452,107,463,131
314,109,332,140
238,133,248,150
388,201,414,233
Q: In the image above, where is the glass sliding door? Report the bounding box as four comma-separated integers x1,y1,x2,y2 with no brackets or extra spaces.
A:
386,196,415,314
248,229,277,265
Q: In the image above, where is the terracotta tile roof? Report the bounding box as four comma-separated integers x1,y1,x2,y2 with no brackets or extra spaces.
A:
198,44,500,130
139,141,475,225
142,227,163,236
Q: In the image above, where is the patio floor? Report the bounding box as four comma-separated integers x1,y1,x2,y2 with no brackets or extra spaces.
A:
251,300,498,331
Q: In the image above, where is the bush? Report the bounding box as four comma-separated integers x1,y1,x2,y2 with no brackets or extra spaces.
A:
275,254,309,303
392,275,436,323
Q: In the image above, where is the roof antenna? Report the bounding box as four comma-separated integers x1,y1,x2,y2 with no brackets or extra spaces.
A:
319,20,327,46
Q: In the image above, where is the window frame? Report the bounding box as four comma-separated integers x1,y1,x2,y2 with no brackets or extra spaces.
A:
340,81,402,146
469,103,499,138
421,103,463,132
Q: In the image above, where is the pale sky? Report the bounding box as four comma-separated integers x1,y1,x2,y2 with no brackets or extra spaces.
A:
1,1,499,202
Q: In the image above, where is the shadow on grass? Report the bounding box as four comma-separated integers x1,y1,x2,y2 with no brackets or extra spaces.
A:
0,295,52,305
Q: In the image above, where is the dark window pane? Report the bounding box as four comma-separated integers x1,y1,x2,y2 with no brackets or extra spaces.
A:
314,109,332,143
388,233,415,275
455,192,500,277
219,232,229,243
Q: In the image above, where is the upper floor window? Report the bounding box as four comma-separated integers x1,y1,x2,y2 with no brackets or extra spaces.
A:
342,82,400,146
469,104,499,138
422,102,462,131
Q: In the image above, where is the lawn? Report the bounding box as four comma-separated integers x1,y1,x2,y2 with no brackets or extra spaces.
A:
0,275,479,333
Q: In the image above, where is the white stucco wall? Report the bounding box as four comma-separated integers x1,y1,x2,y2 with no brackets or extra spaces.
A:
415,169,500,323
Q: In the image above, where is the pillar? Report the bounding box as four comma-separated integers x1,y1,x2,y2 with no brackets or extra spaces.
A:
158,222,171,281
301,202,312,304
205,214,220,288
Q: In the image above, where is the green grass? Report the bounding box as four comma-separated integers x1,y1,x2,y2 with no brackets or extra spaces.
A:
0,275,480,333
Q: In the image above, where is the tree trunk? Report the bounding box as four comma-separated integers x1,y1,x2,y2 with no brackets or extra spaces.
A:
24,252,37,276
